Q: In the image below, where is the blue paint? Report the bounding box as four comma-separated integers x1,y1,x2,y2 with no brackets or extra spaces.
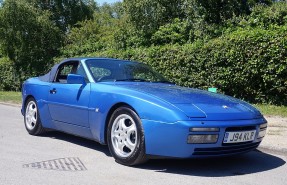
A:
22,57,267,158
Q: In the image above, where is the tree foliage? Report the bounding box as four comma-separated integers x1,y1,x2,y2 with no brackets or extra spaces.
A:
62,2,124,56
27,0,97,32
0,0,286,105
60,1,287,105
0,0,62,76
151,18,191,45
123,0,186,39
122,0,273,44
73,26,287,105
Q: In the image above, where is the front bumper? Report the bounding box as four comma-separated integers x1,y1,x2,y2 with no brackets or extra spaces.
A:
141,118,267,158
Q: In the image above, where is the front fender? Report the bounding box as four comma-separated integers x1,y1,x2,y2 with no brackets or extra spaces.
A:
88,83,189,143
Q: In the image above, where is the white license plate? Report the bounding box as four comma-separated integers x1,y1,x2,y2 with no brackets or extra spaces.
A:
223,130,256,143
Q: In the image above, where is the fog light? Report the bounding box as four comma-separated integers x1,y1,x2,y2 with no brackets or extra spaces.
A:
190,127,219,132
187,134,218,144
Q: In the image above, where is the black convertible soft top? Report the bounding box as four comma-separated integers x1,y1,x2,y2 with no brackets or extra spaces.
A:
38,57,84,82
38,63,60,82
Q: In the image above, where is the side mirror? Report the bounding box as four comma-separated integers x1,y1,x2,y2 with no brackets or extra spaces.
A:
67,74,86,85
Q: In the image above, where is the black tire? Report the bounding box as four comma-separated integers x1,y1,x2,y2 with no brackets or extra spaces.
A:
107,106,148,166
24,97,45,135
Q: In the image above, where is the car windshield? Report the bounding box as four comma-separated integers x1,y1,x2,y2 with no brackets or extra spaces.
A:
85,59,170,83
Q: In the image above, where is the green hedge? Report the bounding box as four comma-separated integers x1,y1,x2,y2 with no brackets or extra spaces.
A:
0,58,22,91
3,25,284,105
79,26,287,105
0,57,34,91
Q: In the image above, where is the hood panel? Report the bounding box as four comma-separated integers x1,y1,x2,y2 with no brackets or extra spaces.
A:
118,83,237,104
118,83,261,120
192,103,258,120
174,104,206,118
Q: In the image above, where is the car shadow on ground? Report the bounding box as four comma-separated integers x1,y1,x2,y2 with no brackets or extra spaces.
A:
39,131,112,157
136,150,286,177
38,131,285,177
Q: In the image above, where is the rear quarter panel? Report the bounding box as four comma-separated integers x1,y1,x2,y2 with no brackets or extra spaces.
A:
22,78,55,129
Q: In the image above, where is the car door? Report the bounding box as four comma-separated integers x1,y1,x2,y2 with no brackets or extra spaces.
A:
47,61,90,128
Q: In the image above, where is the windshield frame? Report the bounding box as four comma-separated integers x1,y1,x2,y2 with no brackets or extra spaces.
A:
84,59,170,83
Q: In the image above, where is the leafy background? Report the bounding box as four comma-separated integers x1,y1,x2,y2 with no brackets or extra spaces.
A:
0,0,286,105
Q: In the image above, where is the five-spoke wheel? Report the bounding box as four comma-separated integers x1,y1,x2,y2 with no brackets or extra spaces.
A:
25,100,38,130
111,114,137,158
107,106,147,166
24,98,45,135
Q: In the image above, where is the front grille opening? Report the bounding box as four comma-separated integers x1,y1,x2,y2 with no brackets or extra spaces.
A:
193,142,260,155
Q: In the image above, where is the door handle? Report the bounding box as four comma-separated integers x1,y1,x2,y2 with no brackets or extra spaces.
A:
49,88,57,94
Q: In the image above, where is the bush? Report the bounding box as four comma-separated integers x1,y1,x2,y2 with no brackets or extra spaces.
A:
247,2,287,28
0,0,63,76
83,26,287,105
0,57,23,91
151,18,191,45
58,2,287,105
225,2,287,32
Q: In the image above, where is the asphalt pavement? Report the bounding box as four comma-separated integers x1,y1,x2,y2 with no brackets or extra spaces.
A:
0,104,286,185
260,115,287,155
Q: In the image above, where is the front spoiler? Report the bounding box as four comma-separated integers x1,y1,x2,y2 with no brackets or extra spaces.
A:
141,118,266,158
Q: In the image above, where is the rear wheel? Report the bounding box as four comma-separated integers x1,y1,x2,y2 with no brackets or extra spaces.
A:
24,97,45,135
107,106,147,166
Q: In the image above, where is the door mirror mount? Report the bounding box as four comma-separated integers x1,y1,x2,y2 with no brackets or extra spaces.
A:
67,74,86,86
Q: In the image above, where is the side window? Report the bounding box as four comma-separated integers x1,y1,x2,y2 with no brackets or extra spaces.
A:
55,62,78,83
60,65,73,75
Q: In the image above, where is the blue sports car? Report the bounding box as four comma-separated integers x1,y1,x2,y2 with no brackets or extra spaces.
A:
21,57,267,166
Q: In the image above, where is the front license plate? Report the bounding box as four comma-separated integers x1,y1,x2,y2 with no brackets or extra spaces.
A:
223,130,256,143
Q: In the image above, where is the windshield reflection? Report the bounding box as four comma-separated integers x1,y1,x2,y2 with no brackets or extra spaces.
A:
85,59,170,83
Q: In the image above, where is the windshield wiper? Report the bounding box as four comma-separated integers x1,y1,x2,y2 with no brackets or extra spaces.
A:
115,78,150,82
152,80,175,84
115,79,174,84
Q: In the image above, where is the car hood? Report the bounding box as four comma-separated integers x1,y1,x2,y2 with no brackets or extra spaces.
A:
118,83,262,120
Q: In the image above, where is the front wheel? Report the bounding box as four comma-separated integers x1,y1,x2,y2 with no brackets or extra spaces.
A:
24,97,45,135
107,106,147,166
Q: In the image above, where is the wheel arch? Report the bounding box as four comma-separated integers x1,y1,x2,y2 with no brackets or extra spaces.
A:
23,95,35,111
104,102,138,144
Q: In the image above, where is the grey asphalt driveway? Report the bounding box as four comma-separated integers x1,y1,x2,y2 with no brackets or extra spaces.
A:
0,104,286,185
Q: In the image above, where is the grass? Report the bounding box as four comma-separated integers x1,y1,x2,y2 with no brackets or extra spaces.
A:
0,91,22,104
0,91,286,117
254,104,287,117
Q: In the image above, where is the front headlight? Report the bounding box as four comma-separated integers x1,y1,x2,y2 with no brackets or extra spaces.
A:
189,127,219,132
